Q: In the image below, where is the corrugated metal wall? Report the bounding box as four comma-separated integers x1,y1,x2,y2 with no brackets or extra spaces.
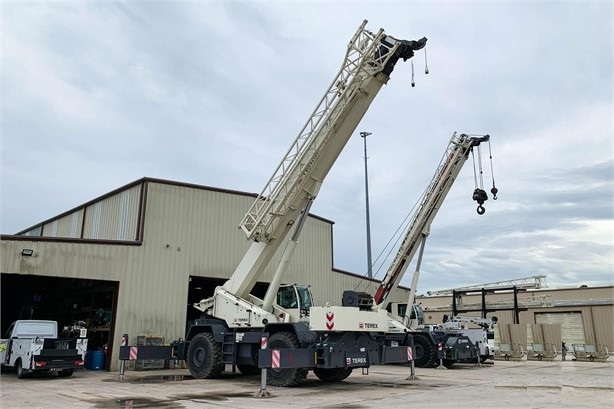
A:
82,185,141,240
45,210,84,238
20,184,142,241
591,306,614,351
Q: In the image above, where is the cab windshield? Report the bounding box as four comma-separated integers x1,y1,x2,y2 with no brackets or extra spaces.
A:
295,286,313,310
277,285,313,313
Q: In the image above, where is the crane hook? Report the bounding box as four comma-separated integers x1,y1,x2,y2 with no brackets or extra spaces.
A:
472,188,488,216
491,185,498,200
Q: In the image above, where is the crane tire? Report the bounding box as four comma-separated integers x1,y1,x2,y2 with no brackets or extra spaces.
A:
267,331,308,387
187,332,223,379
443,359,456,368
412,334,437,368
313,367,353,383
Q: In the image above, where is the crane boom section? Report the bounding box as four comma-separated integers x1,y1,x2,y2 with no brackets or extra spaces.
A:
240,22,426,243
427,275,547,295
224,21,427,298
373,133,489,307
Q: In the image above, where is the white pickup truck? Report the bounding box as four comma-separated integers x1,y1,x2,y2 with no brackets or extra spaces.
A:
0,320,88,378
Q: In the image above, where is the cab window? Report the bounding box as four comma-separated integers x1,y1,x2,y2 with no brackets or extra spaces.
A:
277,287,298,309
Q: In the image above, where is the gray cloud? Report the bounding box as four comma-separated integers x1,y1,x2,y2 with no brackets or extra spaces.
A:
2,2,612,294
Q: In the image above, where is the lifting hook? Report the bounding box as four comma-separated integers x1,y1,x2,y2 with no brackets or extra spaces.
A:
491,185,498,200
472,188,488,216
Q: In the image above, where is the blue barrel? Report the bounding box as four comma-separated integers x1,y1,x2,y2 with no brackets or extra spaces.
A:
90,350,105,370
84,351,92,370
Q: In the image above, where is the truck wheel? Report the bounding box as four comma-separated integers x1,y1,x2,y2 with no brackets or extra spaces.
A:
313,367,353,382
443,359,455,368
236,364,260,376
412,334,436,368
16,359,25,379
267,332,308,387
58,370,74,377
187,332,223,379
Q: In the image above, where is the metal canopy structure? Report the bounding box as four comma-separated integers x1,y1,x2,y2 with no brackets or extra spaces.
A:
427,275,547,296
425,276,548,323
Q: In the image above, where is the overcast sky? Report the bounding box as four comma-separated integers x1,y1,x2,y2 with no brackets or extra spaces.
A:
2,1,612,293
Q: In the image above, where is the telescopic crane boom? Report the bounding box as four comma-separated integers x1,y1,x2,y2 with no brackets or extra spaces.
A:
225,22,427,302
373,132,492,310
196,21,427,325
369,132,496,368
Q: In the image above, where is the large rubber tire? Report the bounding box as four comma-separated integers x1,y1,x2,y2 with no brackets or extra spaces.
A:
236,364,260,376
412,334,437,368
57,370,74,377
313,367,353,383
187,332,223,379
267,332,308,387
16,359,25,379
443,359,456,368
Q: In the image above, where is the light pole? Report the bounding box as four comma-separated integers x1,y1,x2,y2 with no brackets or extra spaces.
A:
360,131,373,279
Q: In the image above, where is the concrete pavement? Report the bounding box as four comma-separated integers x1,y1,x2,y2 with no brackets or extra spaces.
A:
1,360,612,408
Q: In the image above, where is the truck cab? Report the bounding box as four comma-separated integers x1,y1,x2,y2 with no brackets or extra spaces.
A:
387,302,425,330
276,284,313,322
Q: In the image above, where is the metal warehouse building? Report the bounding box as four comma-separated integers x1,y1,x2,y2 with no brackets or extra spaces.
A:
416,285,614,354
0,177,410,371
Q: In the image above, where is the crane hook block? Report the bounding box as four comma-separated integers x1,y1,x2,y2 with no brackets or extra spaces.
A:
473,188,488,215
472,188,488,204
491,186,498,200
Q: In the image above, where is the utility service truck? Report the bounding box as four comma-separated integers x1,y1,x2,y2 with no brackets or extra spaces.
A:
0,320,88,378
387,304,498,365
169,21,428,387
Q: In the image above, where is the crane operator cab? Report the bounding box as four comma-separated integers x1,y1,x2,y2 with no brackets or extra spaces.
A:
276,284,313,322
387,302,425,330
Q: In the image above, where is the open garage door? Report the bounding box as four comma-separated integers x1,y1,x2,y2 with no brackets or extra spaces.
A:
535,311,586,346
1,273,118,369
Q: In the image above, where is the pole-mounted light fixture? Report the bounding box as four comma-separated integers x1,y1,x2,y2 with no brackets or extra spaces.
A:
360,131,373,279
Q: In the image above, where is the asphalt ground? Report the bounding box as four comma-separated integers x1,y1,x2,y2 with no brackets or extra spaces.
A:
1,360,612,409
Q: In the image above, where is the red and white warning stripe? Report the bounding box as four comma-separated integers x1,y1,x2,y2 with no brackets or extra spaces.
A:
407,346,413,361
271,349,281,368
129,346,138,360
261,336,268,350
326,311,334,330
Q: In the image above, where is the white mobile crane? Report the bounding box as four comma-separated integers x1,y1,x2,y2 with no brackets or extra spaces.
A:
174,21,427,387
363,132,497,367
